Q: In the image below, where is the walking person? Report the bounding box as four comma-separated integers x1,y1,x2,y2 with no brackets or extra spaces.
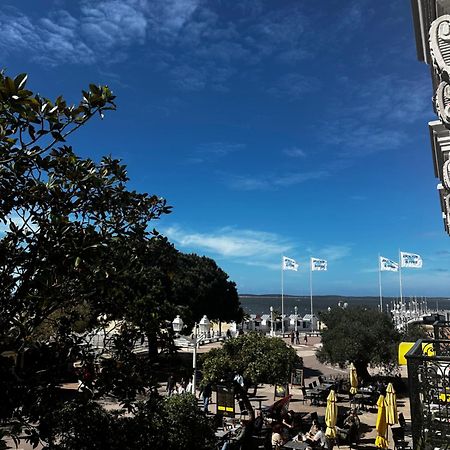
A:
290,331,295,345
304,334,308,345
201,381,213,413
295,329,300,345
166,374,175,397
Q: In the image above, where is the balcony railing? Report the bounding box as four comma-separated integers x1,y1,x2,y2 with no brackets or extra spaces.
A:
406,334,450,450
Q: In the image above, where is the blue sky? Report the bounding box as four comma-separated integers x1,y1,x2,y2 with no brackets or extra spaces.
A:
2,0,449,296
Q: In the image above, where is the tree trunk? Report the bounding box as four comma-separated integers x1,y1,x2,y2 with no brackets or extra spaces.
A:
147,332,158,359
353,361,371,382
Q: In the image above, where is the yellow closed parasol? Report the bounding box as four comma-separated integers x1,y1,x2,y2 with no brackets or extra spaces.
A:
375,394,389,449
349,362,358,395
325,389,338,439
385,382,398,426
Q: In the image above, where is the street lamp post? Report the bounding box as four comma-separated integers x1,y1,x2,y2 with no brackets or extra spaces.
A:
172,315,209,396
192,322,198,395
270,306,274,336
172,315,183,335
294,306,298,333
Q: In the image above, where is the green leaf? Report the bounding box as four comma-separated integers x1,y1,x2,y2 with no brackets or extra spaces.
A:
14,73,28,90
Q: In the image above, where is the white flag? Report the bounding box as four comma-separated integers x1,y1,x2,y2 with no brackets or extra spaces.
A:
379,256,398,272
282,256,298,271
311,258,327,271
400,251,423,268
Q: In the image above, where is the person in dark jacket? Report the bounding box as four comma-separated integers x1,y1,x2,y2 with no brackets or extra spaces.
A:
201,382,213,412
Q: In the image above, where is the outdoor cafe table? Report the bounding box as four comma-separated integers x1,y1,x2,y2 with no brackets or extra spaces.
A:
352,393,372,410
309,386,329,405
282,440,309,449
215,426,241,440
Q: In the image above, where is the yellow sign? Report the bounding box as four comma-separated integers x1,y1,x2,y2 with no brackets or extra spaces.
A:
398,342,414,366
398,341,435,365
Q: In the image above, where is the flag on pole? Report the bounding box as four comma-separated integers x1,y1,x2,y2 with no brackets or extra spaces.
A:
400,252,423,268
379,256,398,272
282,256,299,271
311,258,327,271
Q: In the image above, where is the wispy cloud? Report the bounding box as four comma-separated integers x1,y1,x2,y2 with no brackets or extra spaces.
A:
0,1,315,93
186,142,245,164
283,147,306,158
226,170,328,191
354,75,431,124
164,225,292,259
314,245,352,261
268,73,319,100
327,124,407,157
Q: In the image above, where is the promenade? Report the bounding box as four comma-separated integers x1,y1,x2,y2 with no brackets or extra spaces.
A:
7,334,411,449
204,334,411,450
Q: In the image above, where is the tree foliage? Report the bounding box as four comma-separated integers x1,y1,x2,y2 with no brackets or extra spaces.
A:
174,253,243,327
0,71,238,448
317,307,400,380
202,332,299,385
201,332,300,421
43,395,215,450
401,323,428,342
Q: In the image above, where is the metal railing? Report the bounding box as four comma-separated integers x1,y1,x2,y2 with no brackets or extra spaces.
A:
406,335,450,450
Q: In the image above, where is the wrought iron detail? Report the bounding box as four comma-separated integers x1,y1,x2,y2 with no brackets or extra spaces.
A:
406,338,450,449
430,15,450,82
434,321,450,341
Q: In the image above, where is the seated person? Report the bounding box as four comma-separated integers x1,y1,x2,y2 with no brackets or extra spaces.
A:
307,426,327,448
253,411,264,435
271,423,286,449
293,419,320,443
336,408,360,444
281,410,297,440
305,419,320,440
343,408,360,429
221,421,253,450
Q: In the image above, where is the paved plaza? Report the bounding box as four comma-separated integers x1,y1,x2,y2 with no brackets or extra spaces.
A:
7,334,411,449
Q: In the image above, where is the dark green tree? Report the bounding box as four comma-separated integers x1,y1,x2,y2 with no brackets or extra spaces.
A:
45,395,216,450
174,253,243,327
0,71,224,448
401,323,428,342
317,307,400,380
201,332,300,421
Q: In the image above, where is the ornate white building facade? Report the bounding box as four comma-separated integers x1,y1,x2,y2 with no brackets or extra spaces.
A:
411,0,450,233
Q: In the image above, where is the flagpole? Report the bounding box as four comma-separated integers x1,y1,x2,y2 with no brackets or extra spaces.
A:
378,254,383,312
398,250,403,305
310,258,313,332
281,256,284,336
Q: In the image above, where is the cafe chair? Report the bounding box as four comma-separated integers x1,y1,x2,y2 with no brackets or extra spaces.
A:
392,426,409,450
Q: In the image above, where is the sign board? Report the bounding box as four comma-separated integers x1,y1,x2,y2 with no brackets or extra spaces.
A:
398,341,435,365
291,368,304,386
216,384,235,417
274,383,289,399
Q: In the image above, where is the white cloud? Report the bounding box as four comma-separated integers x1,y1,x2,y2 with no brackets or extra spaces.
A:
187,142,245,164
0,1,315,92
164,225,292,258
226,170,328,191
315,245,352,261
283,147,306,158
268,73,320,100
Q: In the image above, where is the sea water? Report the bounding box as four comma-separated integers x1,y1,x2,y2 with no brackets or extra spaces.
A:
239,295,450,316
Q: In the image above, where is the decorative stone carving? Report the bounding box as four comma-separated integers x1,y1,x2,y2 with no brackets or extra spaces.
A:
430,15,450,82
435,81,450,127
443,159,450,190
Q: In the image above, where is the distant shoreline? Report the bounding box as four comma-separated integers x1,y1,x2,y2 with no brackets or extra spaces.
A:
238,294,450,315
